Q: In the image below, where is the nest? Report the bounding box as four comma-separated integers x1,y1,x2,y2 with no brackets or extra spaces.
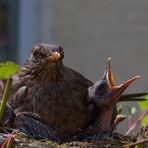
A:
0,126,148,148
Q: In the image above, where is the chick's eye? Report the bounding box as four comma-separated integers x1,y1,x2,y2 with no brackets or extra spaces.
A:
97,83,106,90
95,82,107,96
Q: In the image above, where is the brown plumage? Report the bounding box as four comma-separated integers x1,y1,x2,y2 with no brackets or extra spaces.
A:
8,44,93,141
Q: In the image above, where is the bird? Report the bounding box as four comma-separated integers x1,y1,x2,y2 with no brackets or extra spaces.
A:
87,58,140,133
6,44,93,143
69,58,142,142
2,44,147,143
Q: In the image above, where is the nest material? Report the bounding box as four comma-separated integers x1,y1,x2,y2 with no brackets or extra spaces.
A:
0,127,148,148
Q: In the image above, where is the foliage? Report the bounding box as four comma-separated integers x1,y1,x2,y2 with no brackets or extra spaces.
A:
0,62,20,147
138,96,148,127
0,62,20,80
0,62,20,122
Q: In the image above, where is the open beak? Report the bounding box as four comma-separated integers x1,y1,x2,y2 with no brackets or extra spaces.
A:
102,58,140,101
47,52,61,62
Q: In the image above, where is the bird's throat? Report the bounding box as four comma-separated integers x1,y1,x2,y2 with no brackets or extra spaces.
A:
21,62,64,82
99,107,114,132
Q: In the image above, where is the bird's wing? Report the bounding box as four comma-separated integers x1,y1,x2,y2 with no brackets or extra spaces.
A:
14,114,61,144
119,93,148,102
9,85,27,105
65,66,93,87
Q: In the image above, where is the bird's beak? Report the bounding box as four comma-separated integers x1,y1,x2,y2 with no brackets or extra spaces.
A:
102,58,140,102
47,52,61,62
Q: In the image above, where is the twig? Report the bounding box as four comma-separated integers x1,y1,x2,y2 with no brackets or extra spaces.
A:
114,114,126,126
125,110,148,135
6,135,14,148
124,139,148,147
1,129,15,148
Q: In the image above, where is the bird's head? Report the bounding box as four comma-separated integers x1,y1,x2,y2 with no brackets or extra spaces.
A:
26,44,64,70
88,58,139,107
30,44,64,65
24,44,64,80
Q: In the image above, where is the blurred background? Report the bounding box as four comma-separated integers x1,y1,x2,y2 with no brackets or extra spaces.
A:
0,0,148,132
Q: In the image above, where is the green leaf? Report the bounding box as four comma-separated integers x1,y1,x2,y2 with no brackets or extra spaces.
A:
138,96,148,127
0,62,20,80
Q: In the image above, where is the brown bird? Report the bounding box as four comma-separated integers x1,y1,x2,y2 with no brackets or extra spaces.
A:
7,44,93,142
3,44,146,143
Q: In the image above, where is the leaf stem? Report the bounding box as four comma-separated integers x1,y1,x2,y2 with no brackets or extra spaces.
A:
0,78,12,122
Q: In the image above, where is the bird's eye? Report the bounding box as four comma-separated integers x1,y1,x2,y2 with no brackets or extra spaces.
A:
97,82,106,90
94,81,108,96
33,50,46,59
33,50,38,58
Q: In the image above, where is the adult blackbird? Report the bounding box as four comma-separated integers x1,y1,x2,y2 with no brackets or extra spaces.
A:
3,44,146,143
7,44,93,142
